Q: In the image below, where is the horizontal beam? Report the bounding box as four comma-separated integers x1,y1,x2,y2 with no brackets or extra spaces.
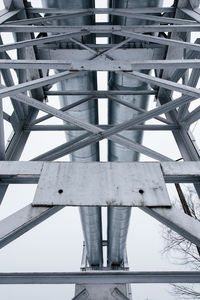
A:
161,161,200,183
27,8,176,14
0,25,200,33
23,124,180,132
0,162,200,183
0,172,200,248
0,271,200,284
6,11,195,26
1,59,200,70
45,90,156,96
0,161,43,175
39,43,165,50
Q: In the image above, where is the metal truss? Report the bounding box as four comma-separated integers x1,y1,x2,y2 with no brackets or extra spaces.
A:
1,161,200,249
0,0,200,299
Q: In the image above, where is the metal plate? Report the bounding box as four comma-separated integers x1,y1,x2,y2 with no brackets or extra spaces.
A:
33,162,171,207
75,284,130,300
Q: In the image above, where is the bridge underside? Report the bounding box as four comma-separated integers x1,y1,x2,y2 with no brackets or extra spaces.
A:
0,0,200,299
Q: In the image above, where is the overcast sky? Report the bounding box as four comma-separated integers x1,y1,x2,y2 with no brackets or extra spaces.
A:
0,0,200,299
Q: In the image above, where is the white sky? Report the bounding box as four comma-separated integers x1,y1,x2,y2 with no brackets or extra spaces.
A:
0,0,200,299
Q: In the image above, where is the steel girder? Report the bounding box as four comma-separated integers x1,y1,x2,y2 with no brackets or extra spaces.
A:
0,0,200,298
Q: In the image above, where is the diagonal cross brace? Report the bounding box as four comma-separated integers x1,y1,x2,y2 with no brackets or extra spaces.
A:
0,83,198,160
0,204,63,249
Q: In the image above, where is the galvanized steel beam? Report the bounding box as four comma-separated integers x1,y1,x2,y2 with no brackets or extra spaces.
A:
6,11,195,26
0,72,85,99
26,8,176,15
0,271,200,284
24,125,179,132
0,204,63,249
0,31,89,52
46,90,156,96
1,161,200,184
0,24,200,33
114,30,200,52
1,59,200,70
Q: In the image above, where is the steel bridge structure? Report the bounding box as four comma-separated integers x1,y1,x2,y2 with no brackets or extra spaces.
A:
0,0,200,299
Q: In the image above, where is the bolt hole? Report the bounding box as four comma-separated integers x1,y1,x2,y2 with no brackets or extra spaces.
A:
139,189,144,194
58,189,63,194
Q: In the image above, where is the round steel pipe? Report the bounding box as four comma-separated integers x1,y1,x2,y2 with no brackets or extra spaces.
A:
42,0,103,267
107,0,163,266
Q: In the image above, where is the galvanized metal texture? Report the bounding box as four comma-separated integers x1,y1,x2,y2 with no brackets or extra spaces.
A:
107,0,164,267
0,0,200,297
33,162,171,206
1,271,200,284
41,0,103,267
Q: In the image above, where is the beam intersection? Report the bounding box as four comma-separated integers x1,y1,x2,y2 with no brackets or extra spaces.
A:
0,0,200,297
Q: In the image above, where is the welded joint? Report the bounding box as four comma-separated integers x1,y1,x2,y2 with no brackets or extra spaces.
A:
72,288,89,300
111,288,130,300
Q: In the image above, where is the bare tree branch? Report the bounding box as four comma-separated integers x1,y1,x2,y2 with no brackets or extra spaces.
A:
162,184,200,299
170,284,200,299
